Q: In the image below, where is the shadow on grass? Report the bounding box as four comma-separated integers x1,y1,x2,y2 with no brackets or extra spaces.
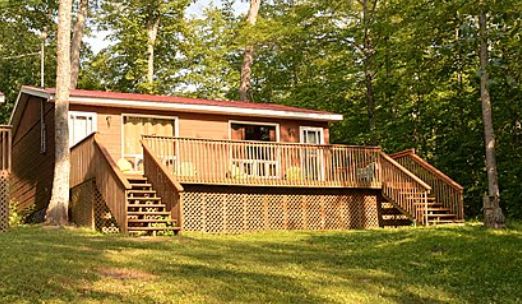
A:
0,224,520,303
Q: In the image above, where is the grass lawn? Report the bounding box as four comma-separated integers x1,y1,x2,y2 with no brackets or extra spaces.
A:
0,224,521,304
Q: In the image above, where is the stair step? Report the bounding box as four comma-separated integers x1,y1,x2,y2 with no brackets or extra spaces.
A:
428,219,463,224
128,218,174,223
381,219,412,227
404,197,436,201
417,207,451,212
128,190,156,194
128,197,161,201
381,208,404,216
125,175,147,180
128,203,166,208
427,213,457,218
128,226,181,232
128,211,170,216
415,202,444,207
131,183,152,190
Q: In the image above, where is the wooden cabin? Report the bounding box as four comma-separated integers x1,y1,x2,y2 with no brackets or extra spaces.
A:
9,86,464,234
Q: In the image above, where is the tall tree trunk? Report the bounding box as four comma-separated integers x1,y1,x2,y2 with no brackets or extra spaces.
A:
46,0,73,226
146,15,160,90
239,0,261,101
362,0,377,144
479,5,505,228
70,0,88,89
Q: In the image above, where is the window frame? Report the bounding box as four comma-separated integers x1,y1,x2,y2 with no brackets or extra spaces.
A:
299,126,324,145
228,120,281,142
68,110,98,148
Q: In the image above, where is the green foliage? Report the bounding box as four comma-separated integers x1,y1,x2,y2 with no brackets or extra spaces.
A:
0,0,57,121
0,225,521,302
81,0,191,94
8,200,34,227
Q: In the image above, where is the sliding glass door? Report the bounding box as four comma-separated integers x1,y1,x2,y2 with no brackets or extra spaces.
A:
122,115,176,170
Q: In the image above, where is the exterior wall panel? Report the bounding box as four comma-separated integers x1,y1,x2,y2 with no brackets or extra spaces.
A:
11,98,55,212
70,105,331,162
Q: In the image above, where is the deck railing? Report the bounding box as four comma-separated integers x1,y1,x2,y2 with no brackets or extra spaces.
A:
142,136,382,188
390,149,464,220
142,141,184,229
70,133,132,232
0,126,12,173
380,152,432,225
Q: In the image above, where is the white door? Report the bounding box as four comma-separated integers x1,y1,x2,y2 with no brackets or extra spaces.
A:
69,111,97,147
300,127,324,180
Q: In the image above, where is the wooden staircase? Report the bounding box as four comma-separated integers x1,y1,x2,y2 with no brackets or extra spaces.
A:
126,174,180,236
379,149,465,227
415,201,463,225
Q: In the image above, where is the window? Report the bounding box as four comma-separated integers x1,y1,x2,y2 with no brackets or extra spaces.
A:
69,111,97,147
300,127,324,145
230,122,279,142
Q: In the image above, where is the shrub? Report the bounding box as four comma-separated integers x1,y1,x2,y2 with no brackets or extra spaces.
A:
8,200,34,227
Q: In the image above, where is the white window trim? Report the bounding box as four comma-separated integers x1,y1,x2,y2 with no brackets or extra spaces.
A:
228,120,281,142
299,126,324,144
120,113,179,160
69,111,97,148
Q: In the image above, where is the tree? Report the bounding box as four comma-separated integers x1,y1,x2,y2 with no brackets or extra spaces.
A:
70,0,89,89
46,0,73,226
239,0,261,101
479,2,505,228
91,0,190,94
145,1,161,88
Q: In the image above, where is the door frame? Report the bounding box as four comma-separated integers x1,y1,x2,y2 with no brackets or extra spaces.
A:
121,113,179,167
299,126,325,181
227,120,281,178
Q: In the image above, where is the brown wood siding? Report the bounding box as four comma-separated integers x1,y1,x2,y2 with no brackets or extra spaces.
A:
70,105,330,161
11,98,55,212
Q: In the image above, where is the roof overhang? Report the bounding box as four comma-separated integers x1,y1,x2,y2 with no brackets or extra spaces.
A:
11,86,343,124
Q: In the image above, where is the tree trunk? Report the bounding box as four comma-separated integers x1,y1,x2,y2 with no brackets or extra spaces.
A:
239,0,261,101
479,5,505,228
46,0,73,226
362,0,377,144
146,15,160,90
70,0,88,89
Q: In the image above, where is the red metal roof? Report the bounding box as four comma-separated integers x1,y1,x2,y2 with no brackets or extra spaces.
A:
34,86,335,116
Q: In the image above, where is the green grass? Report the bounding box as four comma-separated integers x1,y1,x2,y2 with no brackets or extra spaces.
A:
0,224,521,304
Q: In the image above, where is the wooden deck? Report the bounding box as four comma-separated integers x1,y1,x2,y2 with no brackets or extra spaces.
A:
69,133,465,234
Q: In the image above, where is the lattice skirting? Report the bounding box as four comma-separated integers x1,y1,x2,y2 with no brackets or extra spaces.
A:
70,180,120,233
0,172,9,232
182,186,380,233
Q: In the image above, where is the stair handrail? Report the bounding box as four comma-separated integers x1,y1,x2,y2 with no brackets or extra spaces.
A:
389,149,463,191
141,140,184,230
379,152,432,225
390,149,464,220
70,133,132,232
